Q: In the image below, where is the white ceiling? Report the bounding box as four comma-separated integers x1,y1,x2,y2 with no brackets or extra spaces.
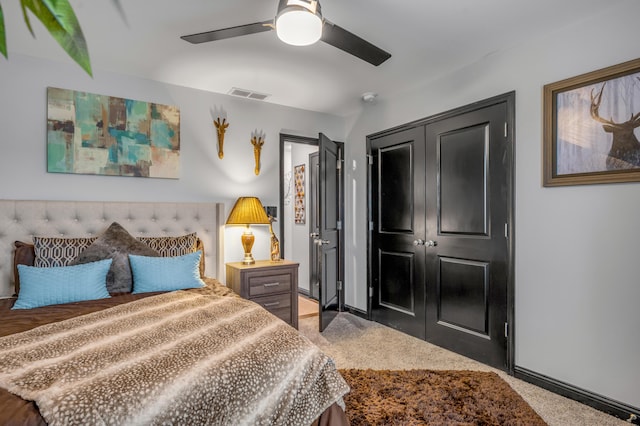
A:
2,0,626,117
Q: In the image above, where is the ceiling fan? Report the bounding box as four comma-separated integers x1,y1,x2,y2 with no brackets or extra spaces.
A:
181,0,391,66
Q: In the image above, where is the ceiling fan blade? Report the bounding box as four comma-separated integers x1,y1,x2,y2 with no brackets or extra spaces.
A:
181,20,273,44
320,20,391,66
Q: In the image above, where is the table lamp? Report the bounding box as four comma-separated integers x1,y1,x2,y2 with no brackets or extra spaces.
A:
226,197,271,264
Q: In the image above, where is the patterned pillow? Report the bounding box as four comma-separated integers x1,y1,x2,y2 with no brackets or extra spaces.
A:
70,222,159,294
33,236,97,268
139,233,206,277
138,233,197,257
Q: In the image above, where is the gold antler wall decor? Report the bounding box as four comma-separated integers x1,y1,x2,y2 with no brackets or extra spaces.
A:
251,129,265,175
213,115,229,159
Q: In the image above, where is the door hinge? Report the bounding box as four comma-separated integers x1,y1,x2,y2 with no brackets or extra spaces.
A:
369,286,374,296
504,322,509,338
504,223,508,239
337,281,343,291
336,158,342,170
367,154,373,165
504,122,508,138
337,220,342,230
369,221,374,231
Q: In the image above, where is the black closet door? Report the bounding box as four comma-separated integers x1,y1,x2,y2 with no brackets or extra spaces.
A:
423,101,510,370
370,126,427,340
368,93,514,371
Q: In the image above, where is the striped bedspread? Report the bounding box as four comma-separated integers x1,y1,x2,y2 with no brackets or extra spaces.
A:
0,291,349,425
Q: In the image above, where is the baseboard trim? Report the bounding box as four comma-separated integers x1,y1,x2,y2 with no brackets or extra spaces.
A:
514,366,639,424
298,288,311,298
343,304,368,320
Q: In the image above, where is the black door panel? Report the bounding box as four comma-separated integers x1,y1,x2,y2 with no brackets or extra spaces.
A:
379,144,414,233
439,125,489,236
438,257,490,336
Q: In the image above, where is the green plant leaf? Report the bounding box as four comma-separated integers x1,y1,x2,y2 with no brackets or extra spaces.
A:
20,1,35,36
21,0,92,76
0,3,6,58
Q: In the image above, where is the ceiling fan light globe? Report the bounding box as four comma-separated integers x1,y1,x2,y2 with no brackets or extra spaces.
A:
276,9,322,46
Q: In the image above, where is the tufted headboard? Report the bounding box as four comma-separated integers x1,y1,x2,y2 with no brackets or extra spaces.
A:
0,200,225,298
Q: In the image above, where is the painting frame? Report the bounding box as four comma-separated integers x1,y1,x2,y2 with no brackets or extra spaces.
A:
543,57,640,186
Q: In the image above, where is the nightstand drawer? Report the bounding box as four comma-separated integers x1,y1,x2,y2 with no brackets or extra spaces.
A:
252,293,292,323
247,273,292,297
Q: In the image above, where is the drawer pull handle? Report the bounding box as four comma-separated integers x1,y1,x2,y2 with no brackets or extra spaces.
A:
263,301,280,308
263,282,280,288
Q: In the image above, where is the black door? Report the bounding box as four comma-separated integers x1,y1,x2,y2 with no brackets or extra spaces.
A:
368,94,514,371
317,133,343,331
424,101,510,369
370,126,427,340
308,151,320,300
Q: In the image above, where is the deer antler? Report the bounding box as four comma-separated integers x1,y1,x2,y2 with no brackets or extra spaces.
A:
590,82,616,126
591,81,640,129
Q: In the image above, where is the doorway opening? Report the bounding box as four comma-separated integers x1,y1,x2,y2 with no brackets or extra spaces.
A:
280,135,319,300
280,133,345,331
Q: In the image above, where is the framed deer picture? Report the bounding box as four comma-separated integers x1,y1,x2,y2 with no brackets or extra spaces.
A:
543,57,640,186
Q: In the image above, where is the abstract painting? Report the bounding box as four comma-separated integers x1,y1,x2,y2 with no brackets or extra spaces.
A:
294,164,306,224
47,87,180,178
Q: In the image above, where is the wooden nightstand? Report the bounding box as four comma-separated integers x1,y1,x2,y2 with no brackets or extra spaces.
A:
226,260,299,328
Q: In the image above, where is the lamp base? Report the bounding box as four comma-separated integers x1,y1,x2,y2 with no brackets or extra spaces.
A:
241,229,256,265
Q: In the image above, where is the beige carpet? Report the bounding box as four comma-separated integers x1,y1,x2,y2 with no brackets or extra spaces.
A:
299,313,627,426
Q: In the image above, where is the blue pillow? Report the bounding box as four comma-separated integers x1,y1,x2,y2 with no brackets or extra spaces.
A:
130,250,205,294
13,259,112,310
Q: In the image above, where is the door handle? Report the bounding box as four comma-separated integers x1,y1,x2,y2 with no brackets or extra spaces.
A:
315,239,331,246
310,232,320,238
413,239,425,246
413,239,437,247
426,240,437,247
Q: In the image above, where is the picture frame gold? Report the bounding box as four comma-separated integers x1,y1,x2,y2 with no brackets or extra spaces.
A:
543,58,640,186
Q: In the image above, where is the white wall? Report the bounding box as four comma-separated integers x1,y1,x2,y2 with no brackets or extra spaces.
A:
0,54,345,280
283,143,318,293
343,0,640,410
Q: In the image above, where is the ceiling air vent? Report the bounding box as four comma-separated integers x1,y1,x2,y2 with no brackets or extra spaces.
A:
228,87,270,101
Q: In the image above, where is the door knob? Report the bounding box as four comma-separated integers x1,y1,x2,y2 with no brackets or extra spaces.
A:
426,240,437,247
310,232,319,238
413,239,425,246
316,239,331,246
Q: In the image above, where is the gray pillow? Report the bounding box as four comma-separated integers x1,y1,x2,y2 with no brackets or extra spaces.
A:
70,222,159,293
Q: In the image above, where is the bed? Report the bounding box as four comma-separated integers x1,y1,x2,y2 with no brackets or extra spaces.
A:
0,200,349,425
